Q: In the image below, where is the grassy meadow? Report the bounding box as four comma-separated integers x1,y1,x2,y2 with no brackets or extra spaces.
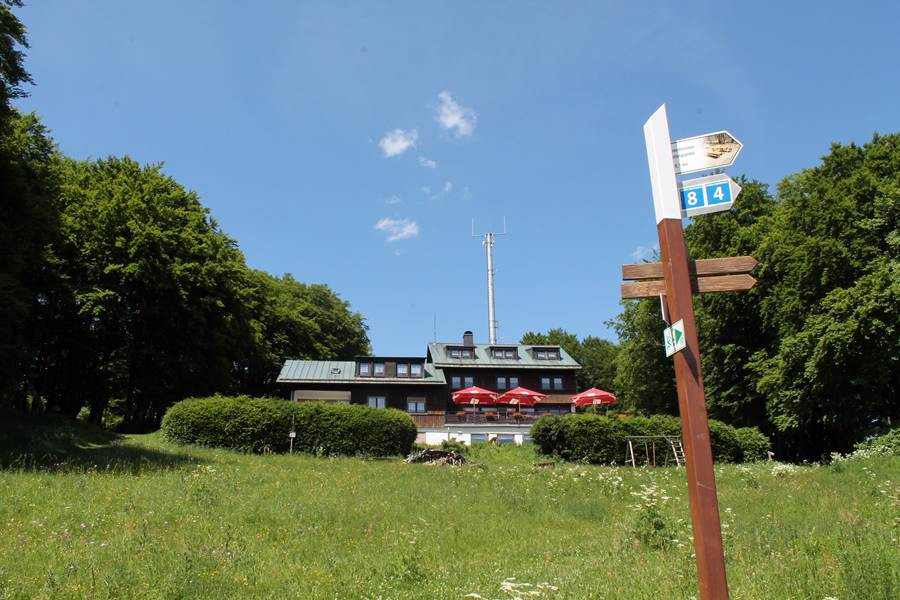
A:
0,415,897,599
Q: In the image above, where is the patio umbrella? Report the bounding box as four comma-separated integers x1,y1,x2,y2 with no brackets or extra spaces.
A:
571,388,618,408
451,386,498,405
495,386,546,407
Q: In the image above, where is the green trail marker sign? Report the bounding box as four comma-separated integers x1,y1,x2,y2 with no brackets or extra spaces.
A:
664,319,686,357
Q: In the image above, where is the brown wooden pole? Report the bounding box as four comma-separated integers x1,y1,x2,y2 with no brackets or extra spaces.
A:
658,217,729,599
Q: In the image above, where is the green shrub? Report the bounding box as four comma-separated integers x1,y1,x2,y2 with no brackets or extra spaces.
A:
439,439,468,454
854,428,900,455
161,396,417,457
531,414,769,464
734,427,770,462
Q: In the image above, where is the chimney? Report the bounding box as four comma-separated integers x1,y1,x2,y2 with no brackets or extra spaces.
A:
463,330,474,346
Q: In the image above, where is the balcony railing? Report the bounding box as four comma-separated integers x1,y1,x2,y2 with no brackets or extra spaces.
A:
444,413,544,425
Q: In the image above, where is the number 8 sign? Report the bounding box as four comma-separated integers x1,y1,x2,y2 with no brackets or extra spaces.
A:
680,185,705,210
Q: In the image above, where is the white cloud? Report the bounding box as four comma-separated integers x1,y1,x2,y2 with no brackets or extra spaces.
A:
384,195,403,205
631,243,659,262
378,128,418,157
435,91,476,137
418,156,437,169
375,217,419,242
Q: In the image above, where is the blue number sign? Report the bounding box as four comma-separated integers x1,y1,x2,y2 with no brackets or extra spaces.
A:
678,175,742,217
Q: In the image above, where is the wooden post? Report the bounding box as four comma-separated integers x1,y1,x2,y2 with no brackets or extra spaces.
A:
659,217,728,598
643,104,729,599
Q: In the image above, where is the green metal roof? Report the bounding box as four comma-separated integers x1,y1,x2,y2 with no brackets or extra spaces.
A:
277,360,446,385
427,343,581,370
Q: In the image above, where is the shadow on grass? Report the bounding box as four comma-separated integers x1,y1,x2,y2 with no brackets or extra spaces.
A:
0,410,205,473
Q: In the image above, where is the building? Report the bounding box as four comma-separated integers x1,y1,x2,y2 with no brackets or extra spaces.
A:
276,330,581,445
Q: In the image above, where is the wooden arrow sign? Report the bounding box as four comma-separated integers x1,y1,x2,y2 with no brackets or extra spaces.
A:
621,274,757,299
622,256,757,281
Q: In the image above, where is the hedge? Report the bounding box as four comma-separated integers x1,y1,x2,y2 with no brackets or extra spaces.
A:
161,396,417,456
531,414,769,464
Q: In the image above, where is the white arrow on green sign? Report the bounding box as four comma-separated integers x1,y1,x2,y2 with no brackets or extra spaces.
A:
664,319,687,357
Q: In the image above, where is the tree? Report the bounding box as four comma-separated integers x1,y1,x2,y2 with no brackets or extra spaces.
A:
231,270,370,397
0,1,32,112
748,135,900,458
610,300,677,415
520,329,619,392
36,157,249,427
685,180,777,429
0,113,59,409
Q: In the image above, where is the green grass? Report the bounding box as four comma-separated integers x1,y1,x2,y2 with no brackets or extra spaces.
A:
0,415,897,599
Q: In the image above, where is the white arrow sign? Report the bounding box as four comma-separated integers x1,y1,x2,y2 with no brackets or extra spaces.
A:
664,319,687,357
679,174,742,217
671,131,742,175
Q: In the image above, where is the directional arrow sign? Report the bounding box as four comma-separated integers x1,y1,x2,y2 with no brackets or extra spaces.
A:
679,174,742,217
671,130,742,175
664,319,687,357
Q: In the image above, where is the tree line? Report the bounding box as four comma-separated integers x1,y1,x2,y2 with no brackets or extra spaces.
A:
525,133,899,461
0,3,369,430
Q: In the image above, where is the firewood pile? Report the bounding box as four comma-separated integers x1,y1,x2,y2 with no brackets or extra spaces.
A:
405,448,467,466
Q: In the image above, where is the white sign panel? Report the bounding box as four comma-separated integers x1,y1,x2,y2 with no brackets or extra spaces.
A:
679,174,743,217
664,319,687,357
671,131,742,175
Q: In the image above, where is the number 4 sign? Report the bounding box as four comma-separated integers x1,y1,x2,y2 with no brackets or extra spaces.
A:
678,174,742,218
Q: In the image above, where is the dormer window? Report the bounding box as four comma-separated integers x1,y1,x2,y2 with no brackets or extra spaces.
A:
410,363,423,377
492,348,517,359
534,348,560,360
358,362,372,377
449,347,473,359
397,363,409,377
374,362,385,377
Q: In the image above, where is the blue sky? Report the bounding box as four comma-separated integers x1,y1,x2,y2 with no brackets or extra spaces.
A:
15,1,900,355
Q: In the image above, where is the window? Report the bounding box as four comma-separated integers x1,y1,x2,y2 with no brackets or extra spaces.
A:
492,348,517,359
464,375,474,388
460,349,473,359
497,434,515,445
410,363,423,377
553,377,563,390
407,397,426,413
451,376,462,389
496,376,507,390
374,362,385,377
367,395,386,408
358,362,371,376
509,376,519,388
534,348,560,360
397,363,409,377
450,349,460,358
535,350,547,359
547,350,560,360
471,433,488,444
541,377,551,390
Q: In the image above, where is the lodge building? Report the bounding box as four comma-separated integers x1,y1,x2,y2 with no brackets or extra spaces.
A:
276,330,581,444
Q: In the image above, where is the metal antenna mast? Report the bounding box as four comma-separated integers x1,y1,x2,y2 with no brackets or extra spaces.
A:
472,217,506,345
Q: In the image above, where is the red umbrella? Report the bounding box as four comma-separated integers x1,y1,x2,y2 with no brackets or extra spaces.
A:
451,386,498,405
571,388,618,407
495,387,546,407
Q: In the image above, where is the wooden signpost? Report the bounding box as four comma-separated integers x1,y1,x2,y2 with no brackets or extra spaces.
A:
628,105,757,600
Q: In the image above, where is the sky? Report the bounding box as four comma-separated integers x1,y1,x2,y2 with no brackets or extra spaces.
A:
14,1,900,356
